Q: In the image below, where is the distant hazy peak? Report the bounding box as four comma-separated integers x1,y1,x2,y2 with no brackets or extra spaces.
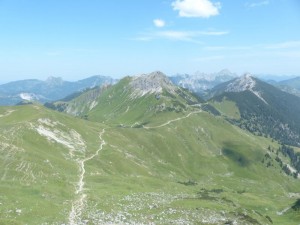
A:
225,73,254,92
169,69,237,96
226,74,268,104
130,71,176,98
46,76,64,86
193,69,237,81
218,68,232,74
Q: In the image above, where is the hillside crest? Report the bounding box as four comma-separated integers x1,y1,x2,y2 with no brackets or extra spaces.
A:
130,71,176,98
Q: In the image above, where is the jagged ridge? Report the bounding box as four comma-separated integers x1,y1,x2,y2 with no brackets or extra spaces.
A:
130,71,176,98
209,75,300,147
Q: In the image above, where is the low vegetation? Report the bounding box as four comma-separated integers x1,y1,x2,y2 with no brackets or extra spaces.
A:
1,74,300,224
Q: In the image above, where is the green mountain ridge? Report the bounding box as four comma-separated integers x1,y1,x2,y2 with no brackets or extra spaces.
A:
208,75,300,147
48,71,202,126
1,72,300,224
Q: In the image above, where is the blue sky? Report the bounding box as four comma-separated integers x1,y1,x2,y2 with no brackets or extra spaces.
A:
0,0,299,82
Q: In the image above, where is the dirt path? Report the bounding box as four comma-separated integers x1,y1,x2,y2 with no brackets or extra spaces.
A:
276,207,291,216
68,110,201,223
143,110,202,129
68,129,106,225
0,110,15,118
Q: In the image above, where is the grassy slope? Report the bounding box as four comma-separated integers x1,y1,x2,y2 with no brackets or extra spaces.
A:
209,97,241,120
0,105,105,224
0,104,300,223
210,79,300,147
83,111,300,224
87,77,200,126
49,85,109,117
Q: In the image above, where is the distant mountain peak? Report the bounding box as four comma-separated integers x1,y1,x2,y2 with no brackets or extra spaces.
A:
46,76,64,86
130,71,176,98
169,69,237,97
194,69,237,81
218,68,232,74
225,74,268,104
225,73,255,92
0,75,115,106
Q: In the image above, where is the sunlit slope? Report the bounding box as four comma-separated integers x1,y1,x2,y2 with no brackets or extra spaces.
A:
87,75,201,125
0,105,105,225
1,103,300,223
45,85,110,117
82,111,300,224
208,75,300,147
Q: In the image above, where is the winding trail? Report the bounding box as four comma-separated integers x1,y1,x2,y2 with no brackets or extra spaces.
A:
68,110,201,224
68,129,106,225
276,207,290,216
143,110,202,129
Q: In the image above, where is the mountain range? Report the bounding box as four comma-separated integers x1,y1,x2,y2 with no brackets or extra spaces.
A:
270,77,300,97
208,74,300,147
0,71,300,224
0,75,116,106
170,70,300,99
0,70,299,106
169,69,237,97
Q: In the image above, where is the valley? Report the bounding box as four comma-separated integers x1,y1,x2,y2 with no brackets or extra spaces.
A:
0,72,300,224
1,0,300,224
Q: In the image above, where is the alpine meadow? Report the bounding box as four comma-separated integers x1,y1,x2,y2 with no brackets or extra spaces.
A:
0,0,300,225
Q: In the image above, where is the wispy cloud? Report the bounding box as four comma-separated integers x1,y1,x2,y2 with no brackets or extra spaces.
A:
200,41,300,62
194,55,224,61
265,41,300,49
133,29,229,43
130,37,153,42
157,31,195,41
199,31,229,36
153,19,166,28
45,48,100,56
204,45,253,51
172,0,221,18
158,30,229,39
203,41,300,52
245,0,269,8
133,31,200,43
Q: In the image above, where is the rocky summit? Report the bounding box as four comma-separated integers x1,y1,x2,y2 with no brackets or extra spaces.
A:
130,71,176,98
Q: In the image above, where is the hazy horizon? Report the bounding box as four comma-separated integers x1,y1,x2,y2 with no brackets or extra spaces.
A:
0,69,299,85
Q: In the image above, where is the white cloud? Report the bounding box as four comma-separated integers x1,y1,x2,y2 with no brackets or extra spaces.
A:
157,30,228,40
158,31,193,40
131,37,153,41
204,45,252,51
153,19,166,28
198,31,229,36
134,31,198,43
246,1,269,8
156,31,205,43
133,29,228,43
172,0,221,18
